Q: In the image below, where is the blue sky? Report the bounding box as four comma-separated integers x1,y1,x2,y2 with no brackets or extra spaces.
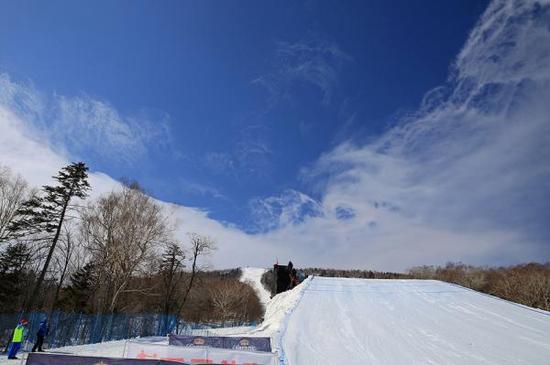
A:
0,0,487,230
1,0,549,270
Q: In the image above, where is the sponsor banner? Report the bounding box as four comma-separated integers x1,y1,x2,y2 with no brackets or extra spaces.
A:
168,335,271,352
168,335,224,349
125,341,277,365
26,352,182,365
222,337,271,353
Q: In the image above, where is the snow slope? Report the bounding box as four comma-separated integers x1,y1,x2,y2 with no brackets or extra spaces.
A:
4,276,549,364
240,267,271,308
282,277,550,365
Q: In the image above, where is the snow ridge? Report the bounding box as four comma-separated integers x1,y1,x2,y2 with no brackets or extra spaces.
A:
274,276,313,365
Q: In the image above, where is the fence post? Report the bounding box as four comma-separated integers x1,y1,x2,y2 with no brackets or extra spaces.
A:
51,311,60,349
91,312,101,344
105,314,114,342
156,314,162,336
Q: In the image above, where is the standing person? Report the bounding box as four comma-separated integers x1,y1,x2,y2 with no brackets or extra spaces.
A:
289,268,298,289
287,261,295,290
32,318,48,352
7,319,28,360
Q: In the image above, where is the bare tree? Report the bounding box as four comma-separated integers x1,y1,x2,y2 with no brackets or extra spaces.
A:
408,262,550,311
0,166,29,243
208,280,261,324
177,233,216,317
80,183,169,313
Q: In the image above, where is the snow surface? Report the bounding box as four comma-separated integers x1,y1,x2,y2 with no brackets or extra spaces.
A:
3,276,549,364
240,267,271,308
282,277,550,364
252,276,310,340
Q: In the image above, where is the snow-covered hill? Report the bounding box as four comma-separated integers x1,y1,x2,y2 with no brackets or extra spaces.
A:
4,276,549,364
240,267,271,307
281,277,550,364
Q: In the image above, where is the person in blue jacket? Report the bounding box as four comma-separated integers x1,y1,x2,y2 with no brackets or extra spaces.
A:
31,318,49,352
7,319,28,359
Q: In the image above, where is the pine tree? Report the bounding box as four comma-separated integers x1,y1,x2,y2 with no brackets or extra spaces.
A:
65,262,96,312
11,162,90,311
0,242,32,311
160,243,186,316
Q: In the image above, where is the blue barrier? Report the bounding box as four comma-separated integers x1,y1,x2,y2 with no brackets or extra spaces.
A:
0,311,256,352
169,334,272,352
1,311,177,351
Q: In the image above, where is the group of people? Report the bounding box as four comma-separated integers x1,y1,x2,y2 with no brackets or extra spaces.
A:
6,317,49,360
274,261,306,294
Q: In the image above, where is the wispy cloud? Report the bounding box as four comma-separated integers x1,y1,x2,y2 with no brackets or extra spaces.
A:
253,36,351,106
1,0,548,271
55,95,174,164
0,74,279,269
204,124,273,180
249,189,324,233
253,0,550,269
206,36,349,182
0,74,175,166
179,177,227,200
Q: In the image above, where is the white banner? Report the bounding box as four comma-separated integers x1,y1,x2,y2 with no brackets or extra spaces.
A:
124,341,278,365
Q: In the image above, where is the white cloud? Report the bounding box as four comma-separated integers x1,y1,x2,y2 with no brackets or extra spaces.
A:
0,74,282,269
178,177,227,200
285,0,550,269
253,37,351,106
250,0,550,270
204,125,273,179
0,74,174,166
1,0,549,271
249,189,324,232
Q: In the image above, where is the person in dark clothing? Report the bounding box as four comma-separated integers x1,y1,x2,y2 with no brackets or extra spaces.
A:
286,262,298,289
274,261,299,294
274,264,290,294
32,318,48,352
289,268,298,289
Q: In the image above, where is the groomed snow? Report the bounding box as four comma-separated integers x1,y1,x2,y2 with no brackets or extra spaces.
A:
3,276,549,364
282,277,550,364
240,267,271,308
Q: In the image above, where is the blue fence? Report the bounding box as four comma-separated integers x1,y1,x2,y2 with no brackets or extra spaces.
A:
0,311,177,352
0,312,256,353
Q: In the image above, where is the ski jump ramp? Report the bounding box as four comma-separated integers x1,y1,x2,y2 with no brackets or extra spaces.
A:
279,277,550,364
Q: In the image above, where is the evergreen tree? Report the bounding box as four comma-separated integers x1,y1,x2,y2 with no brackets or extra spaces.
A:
0,242,32,312
11,162,90,311
64,262,96,312
160,243,185,316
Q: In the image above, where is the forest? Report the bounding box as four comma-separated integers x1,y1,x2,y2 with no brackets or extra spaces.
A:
0,163,262,325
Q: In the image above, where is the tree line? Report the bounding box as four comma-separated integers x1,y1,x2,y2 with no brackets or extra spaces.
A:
261,267,408,297
0,163,262,324
261,263,550,312
408,262,550,311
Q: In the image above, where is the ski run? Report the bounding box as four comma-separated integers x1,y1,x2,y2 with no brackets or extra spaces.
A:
3,269,550,364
